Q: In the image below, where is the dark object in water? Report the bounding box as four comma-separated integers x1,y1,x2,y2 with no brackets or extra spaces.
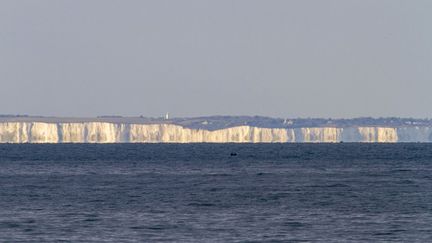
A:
230,152,238,156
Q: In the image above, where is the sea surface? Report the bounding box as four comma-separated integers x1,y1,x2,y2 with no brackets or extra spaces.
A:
1,143,432,242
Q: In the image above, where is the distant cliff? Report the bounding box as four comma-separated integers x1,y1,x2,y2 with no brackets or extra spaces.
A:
0,121,431,143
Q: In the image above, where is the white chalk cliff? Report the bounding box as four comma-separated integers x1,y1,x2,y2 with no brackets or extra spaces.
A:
0,121,431,143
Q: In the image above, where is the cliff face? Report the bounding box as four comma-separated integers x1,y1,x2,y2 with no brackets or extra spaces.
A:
0,122,431,143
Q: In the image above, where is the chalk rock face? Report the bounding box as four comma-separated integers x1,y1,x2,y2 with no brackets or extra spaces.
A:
59,123,86,143
30,122,59,143
0,122,27,143
396,127,432,142
85,122,126,143
128,124,294,143
356,127,398,143
0,122,431,143
297,127,343,143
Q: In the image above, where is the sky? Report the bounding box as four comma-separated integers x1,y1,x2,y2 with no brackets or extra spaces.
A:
0,0,431,118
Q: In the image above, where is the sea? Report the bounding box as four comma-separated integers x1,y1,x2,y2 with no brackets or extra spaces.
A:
0,143,432,242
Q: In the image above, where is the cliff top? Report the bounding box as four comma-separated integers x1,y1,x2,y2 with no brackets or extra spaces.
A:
1,115,431,130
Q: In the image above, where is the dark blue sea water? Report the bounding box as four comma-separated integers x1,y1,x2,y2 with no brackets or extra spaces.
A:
1,144,432,242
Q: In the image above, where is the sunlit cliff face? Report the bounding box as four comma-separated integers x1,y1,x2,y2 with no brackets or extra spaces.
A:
0,122,431,143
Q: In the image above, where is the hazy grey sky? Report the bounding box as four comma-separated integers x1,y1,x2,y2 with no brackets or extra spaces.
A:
1,0,431,118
